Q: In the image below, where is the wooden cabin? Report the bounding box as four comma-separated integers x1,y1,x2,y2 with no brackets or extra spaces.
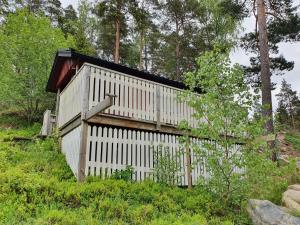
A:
46,49,240,185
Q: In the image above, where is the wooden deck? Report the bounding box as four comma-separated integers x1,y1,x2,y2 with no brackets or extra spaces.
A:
56,63,242,185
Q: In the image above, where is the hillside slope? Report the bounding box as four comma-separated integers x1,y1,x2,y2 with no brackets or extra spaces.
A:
278,131,300,157
0,125,234,225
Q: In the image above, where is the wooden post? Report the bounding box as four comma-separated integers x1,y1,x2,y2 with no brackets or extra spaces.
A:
185,136,192,189
78,65,91,182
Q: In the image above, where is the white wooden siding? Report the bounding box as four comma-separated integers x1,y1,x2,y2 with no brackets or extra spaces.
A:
58,67,85,127
61,125,82,178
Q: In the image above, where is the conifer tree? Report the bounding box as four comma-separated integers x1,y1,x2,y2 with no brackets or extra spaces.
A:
240,0,300,158
276,79,300,130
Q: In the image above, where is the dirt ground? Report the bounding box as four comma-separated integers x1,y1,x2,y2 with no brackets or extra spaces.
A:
277,132,300,158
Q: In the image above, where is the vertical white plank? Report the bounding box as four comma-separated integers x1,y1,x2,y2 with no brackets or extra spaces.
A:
124,76,129,117
102,127,108,169
128,77,133,117
128,130,132,166
94,69,100,104
112,128,118,172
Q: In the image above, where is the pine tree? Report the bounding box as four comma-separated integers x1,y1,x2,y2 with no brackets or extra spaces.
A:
150,0,241,80
44,0,62,26
276,79,300,130
58,2,96,56
93,0,136,63
130,0,155,70
239,0,300,159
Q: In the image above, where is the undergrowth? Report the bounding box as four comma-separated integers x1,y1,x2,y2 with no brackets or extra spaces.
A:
0,121,299,224
0,124,234,225
286,132,300,151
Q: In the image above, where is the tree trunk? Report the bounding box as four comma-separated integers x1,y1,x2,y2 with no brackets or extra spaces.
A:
114,18,121,64
175,18,180,80
257,0,276,160
139,30,144,70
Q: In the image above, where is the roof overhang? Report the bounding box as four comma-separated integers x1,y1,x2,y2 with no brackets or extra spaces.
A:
47,49,199,93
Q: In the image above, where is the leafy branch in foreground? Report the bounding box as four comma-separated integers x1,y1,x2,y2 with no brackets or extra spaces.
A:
179,46,268,215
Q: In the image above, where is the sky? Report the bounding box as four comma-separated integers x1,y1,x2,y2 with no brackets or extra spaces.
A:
61,0,300,110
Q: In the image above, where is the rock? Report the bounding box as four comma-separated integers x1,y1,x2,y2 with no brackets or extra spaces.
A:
247,199,300,225
289,185,300,192
283,189,300,212
297,161,300,169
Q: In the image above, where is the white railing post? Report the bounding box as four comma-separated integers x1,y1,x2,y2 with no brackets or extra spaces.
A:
78,65,91,182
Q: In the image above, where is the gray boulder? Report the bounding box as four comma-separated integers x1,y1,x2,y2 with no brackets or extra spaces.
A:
247,199,300,225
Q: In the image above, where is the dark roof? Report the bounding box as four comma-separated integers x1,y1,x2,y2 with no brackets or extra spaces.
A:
46,49,192,93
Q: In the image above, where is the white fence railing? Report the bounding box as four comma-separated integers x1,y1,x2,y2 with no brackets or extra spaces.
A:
85,125,216,186
58,63,198,128
88,64,197,127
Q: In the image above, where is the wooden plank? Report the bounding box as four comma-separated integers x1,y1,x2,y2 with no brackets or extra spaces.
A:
78,66,91,182
60,115,81,137
84,94,116,121
88,113,182,136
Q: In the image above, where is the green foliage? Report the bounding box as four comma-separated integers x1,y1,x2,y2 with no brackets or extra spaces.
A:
111,165,134,181
179,46,300,223
181,46,263,211
285,132,300,151
0,111,30,129
152,145,182,186
275,79,300,130
0,123,238,225
1,117,299,224
0,9,74,123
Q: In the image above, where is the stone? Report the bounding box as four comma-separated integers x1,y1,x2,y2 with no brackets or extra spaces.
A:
289,185,300,192
247,199,300,225
283,189,300,212
296,161,300,169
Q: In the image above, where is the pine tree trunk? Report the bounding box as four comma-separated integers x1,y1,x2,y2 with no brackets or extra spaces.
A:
257,0,276,160
114,18,121,64
139,31,144,70
175,18,180,80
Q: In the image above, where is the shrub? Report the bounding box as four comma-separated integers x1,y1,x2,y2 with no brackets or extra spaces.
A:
152,145,182,186
111,165,134,181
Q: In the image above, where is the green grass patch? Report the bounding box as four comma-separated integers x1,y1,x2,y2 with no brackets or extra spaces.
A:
0,124,238,225
1,120,299,225
285,132,300,151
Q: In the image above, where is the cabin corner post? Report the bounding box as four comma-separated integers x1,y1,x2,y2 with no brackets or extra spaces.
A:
78,65,91,182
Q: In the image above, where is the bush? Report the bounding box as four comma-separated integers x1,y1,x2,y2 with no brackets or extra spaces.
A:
111,165,134,181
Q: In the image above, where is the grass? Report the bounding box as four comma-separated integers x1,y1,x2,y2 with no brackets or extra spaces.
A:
0,123,236,225
1,115,299,225
285,132,300,151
